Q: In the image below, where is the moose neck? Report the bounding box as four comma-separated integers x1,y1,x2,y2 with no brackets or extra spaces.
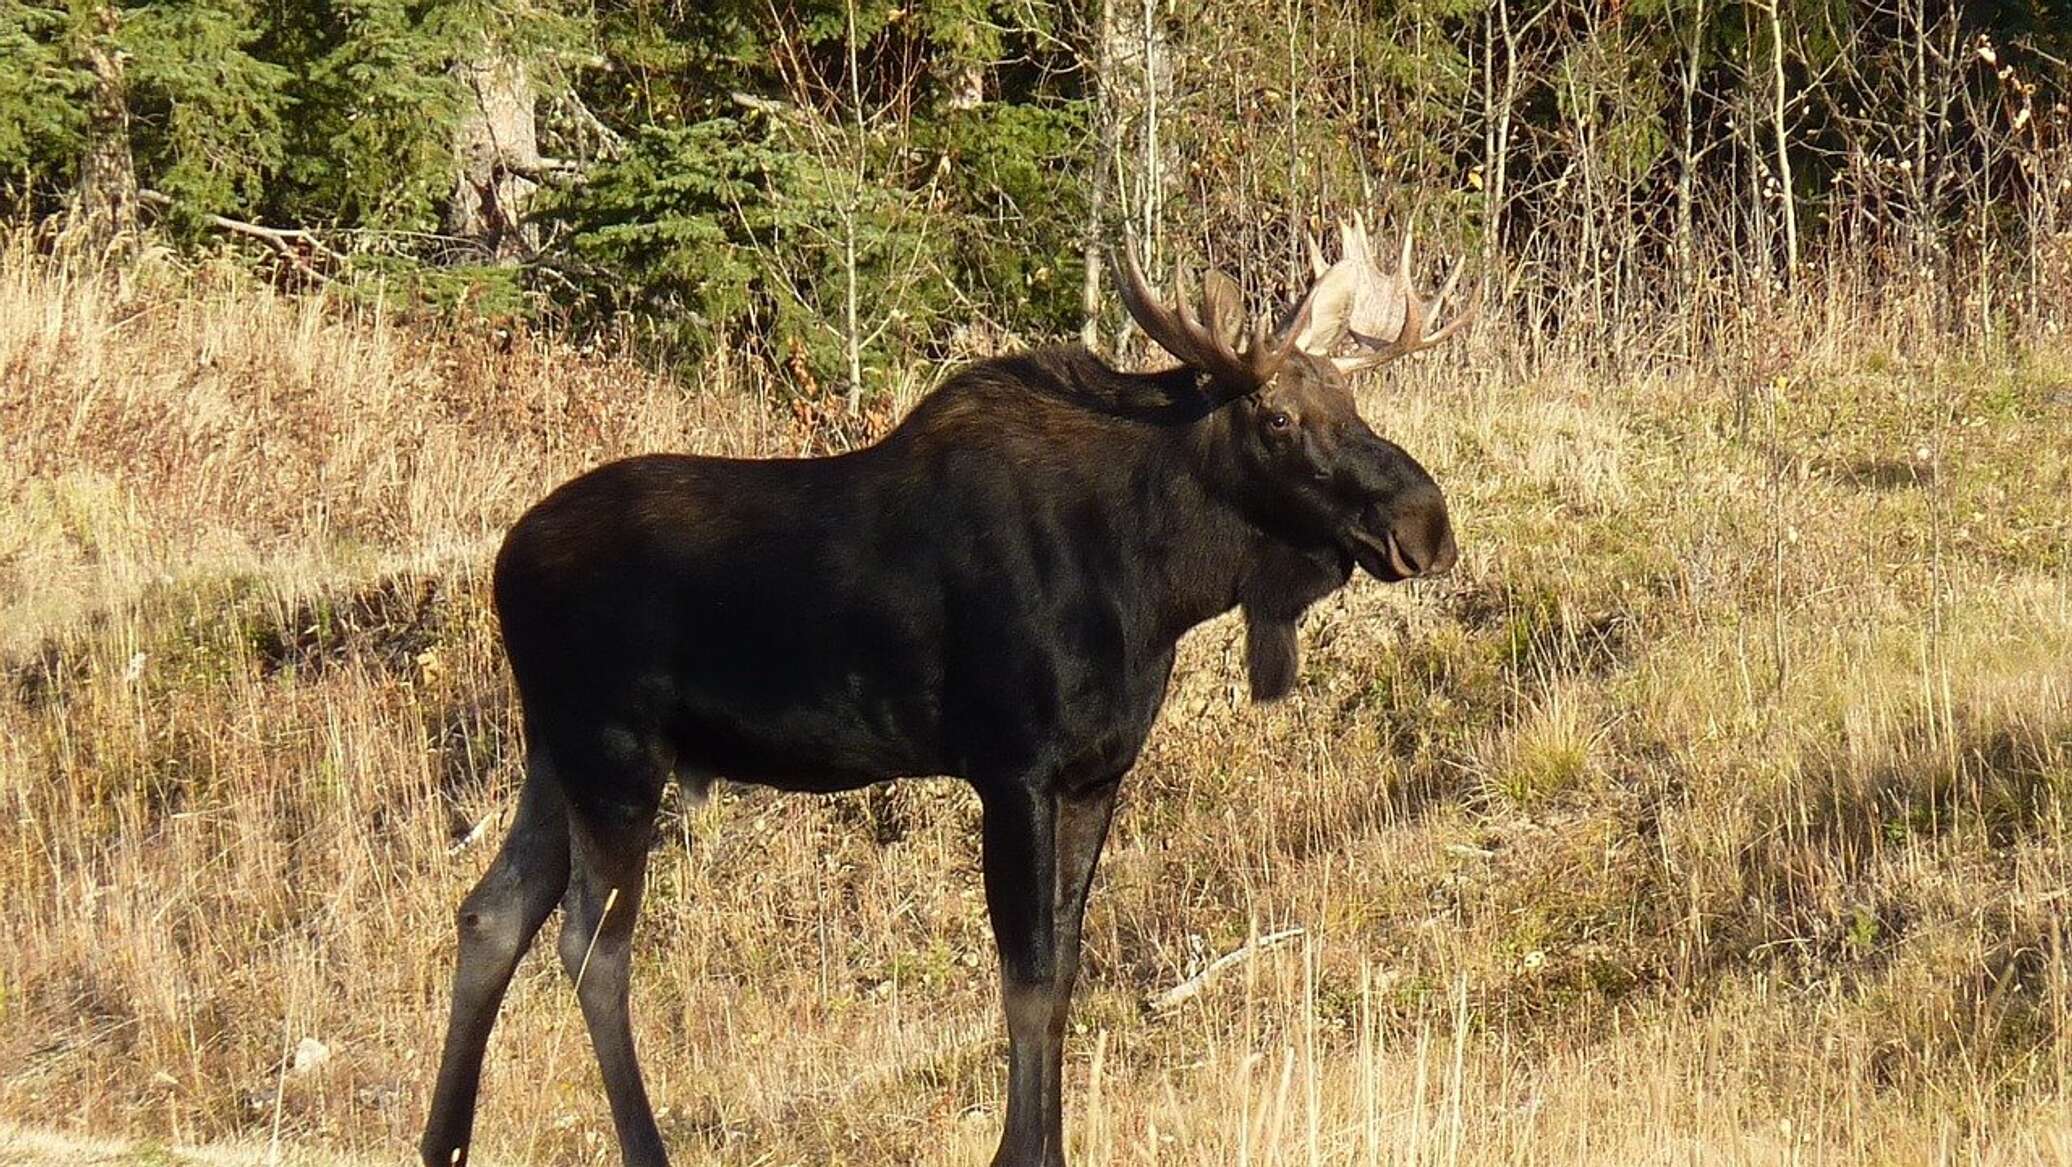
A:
901,346,1346,689
1120,373,1349,659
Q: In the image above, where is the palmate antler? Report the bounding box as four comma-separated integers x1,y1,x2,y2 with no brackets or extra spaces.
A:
1296,215,1478,374
1113,245,1318,395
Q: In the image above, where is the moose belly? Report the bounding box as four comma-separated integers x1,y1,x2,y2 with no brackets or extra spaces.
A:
665,671,947,793
514,644,942,798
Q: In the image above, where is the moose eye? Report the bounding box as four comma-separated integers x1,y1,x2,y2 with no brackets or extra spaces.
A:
1266,411,1292,431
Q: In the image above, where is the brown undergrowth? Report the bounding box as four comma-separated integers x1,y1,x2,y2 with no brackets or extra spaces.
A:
3,243,2070,1164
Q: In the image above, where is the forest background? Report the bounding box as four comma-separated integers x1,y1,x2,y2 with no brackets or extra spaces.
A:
6,1,2072,1163
10,0,2072,383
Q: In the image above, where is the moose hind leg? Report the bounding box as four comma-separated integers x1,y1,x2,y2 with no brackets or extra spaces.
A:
421,758,572,1167
558,788,668,1167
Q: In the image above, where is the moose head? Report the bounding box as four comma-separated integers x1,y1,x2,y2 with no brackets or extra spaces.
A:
1114,218,1473,586
1108,219,1475,701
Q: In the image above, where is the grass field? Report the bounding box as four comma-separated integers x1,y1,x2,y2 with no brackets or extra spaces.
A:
3,242,2071,1165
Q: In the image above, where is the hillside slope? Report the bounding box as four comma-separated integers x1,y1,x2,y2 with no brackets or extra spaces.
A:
3,248,2070,1164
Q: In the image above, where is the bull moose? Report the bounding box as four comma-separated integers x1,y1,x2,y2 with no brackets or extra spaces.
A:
420,220,1474,1167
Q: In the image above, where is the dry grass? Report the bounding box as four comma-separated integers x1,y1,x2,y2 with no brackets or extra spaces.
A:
3,238,2071,1165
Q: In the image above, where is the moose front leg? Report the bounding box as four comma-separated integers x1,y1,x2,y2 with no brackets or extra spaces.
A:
980,777,1121,1167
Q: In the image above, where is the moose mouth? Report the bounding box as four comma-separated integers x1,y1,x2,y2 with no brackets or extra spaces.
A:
1342,519,1419,583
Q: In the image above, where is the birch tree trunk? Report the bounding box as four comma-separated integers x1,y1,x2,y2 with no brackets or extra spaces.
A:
1112,0,1174,253
1107,0,1175,354
1674,0,1706,301
1082,0,1117,349
1767,0,1799,285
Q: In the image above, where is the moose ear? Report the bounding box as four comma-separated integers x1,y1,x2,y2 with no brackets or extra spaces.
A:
1244,615,1300,702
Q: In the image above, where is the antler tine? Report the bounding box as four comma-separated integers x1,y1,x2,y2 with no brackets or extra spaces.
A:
1175,264,1234,355
1422,289,1481,347
1271,282,1319,368
1114,243,1164,334
1174,266,1238,372
1398,230,1429,347
1343,213,1368,261
1192,266,1301,385
1408,256,1474,348
1111,240,1279,394
1400,285,1428,350
1334,222,1477,372
1249,314,1272,374
1116,245,1210,370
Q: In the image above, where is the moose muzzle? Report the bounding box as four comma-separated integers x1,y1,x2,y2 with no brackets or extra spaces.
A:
1346,483,1456,582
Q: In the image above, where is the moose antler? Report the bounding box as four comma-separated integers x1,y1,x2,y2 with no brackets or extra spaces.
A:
1296,215,1477,375
1113,244,1317,395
